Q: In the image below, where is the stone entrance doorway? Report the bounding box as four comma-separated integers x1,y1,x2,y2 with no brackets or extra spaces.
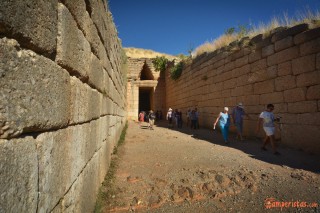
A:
139,87,153,113
127,58,166,120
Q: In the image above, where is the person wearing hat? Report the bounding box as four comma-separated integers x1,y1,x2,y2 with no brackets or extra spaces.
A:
148,110,156,130
232,103,249,141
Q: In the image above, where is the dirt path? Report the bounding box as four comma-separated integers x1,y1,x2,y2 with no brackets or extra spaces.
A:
101,120,320,212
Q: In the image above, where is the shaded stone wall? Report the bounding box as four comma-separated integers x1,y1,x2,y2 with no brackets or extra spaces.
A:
0,0,126,212
166,24,320,153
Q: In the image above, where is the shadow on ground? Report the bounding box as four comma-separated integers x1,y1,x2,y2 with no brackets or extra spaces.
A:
138,120,320,174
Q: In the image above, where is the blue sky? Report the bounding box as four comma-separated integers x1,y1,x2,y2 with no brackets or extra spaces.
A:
109,0,320,55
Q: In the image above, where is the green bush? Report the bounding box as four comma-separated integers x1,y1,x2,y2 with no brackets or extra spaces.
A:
170,61,184,80
152,56,169,72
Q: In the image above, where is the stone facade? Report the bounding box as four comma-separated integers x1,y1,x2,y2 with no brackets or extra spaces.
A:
166,24,320,154
127,58,166,119
0,1,126,212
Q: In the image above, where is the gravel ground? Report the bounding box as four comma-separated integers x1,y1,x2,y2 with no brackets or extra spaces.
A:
100,120,320,213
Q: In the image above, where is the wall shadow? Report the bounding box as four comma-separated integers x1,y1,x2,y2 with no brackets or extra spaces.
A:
151,120,320,174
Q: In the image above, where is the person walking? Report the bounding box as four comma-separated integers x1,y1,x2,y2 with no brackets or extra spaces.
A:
256,104,280,155
213,107,231,144
177,109,183,128
138,111,144,128
166,108,173,128
186,109,191,127
148,110,155,130
232,103,249,141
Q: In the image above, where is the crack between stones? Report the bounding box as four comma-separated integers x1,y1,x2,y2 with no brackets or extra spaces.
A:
49,145,103,212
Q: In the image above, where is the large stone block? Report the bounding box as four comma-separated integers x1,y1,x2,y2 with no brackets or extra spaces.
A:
232,64,250,78
260,92,284,104
288,101,318,113
274,36,293,52
248,50,262,63
283,87,306,103
0,138,38,213
235,55,248,68
250,59,267,72
70,77,102,125
267,46,299,66
296,70,320,87
300,37,320,56
0,0,57,55
223,78,237,89
253,79,274,94
275,75,296,91
306,85,320,100
52,152,100,213
281,124,320,154
36,119,106,212
0,38,70,139
262,45,274,57
56,3,91,80
60,0,110,70
277,61,292,76
292,54,316,75
294,27,320,45
297,112,320,126
271,24,309,42
248,67,277,84
88,53,107,93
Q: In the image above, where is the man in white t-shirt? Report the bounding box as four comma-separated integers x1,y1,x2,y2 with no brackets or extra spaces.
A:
256,104,280,155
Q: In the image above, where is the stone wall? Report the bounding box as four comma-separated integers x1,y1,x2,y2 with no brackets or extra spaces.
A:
0,0,126,212
166,24,320,154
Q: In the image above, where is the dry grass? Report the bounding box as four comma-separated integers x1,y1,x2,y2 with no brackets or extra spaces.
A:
124,47,177,60
193,9,320,57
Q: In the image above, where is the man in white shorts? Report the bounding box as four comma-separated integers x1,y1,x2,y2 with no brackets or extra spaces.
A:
256,104,280,155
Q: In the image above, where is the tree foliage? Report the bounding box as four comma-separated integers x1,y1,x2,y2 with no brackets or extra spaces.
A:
152,56,169,72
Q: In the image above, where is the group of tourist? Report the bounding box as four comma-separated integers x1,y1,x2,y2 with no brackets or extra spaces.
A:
166,108,183,128
139,102,281,155
138,110,156,130
212,103,281,155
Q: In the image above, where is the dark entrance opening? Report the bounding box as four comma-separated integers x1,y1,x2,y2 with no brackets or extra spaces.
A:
139,87,153,114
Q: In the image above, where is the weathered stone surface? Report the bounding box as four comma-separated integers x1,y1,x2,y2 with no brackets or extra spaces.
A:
36,118,107,212
250,59,267,72
274,36,293,52
248,50,262,63
281,124,320,153
300,38,320,56
271,24,309,42
88,53,107,93
294,27,320,45
0,138,37,213
283,87,306,102
306,85,320,100
70,77,103,124
253,79,274,94
235,55,248,68
267,46,299,66
56,3,91,80
52,151,100,213
0,38,70,139
232,64,250,78
262,45,274,57
288,101,318,113
61,0,107,62
260,92,284,104
248,67,277,84
292,54,316,75
317,53,320,70
0,0,57,55
297,112,320,126
275,75,296,91
278,61,292,76
296,71,320,87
